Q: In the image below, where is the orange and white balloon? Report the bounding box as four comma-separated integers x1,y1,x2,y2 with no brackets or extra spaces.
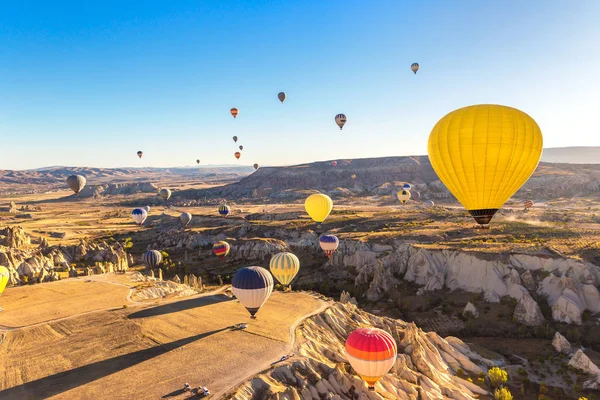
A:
345,327,397,389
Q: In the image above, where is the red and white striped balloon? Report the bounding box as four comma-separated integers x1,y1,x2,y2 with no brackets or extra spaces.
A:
345,327,397,389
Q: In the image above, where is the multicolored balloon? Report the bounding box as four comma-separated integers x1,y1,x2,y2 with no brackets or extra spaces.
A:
397,190,411,204
319,235,339,258
212,241,230,259
142,250,162,269
269,252,300,286
411,63,419,74
66,175,86,194
335,114,347,130
345,328,398,389
219,204,231,218
131,208,148,226
232,266,274,318
278,92,287,103
524,200,534,210
305,194,333,223
230,108,238,118
428,104,543,225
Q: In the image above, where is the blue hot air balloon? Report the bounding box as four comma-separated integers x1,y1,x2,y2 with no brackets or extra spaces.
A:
232,266,273,318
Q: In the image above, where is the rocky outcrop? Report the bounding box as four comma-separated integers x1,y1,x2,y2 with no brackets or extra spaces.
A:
231,302,490,399
568,349,600,376
462,302,479,318
132,280,197,301
513,293,545,326
77,182,158,198
0,226,31,248
552,332,571,354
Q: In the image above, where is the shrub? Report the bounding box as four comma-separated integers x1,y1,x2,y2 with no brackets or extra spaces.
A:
488,367,508,388
456,368,466,379
494,387,513,400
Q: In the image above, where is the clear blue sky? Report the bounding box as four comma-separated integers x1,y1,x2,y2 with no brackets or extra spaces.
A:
1,1,599,170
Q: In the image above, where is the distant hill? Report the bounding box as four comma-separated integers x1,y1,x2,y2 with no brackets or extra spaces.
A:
541,147,600,164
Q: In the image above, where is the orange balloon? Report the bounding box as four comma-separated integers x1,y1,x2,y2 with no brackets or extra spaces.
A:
230,108,238,118
234,152,241,160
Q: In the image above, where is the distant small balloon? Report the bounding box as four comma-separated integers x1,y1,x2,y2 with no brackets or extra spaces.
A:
196,159,200,164
159,188,171,202
239,145,243,151
142,250,162,269
213,241,230,259
131,208,148,226
424,200,435,208
253,163,259,170
278,92,287,103
411,63,420,74
230,108,238,118
335,114,347,130
332,161,337,167
219,204,231,218
351,174,357,180
235,152,241,160
143,206,150,213
180,212,192,226
66,175,86,194
397,190,411,205
233,136,238,143
137,151,143,159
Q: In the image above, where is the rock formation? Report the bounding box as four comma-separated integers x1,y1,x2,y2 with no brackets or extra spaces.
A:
568,349,600,376
462,302,479,318
552,332,571,354
513,293,545,326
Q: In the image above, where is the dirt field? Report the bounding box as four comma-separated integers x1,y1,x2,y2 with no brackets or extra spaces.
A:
0,276,327,399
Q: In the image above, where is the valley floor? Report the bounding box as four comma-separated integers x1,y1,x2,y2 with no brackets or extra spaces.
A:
0,273,327,399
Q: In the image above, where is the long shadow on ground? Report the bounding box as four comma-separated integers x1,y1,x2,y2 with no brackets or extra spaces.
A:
127,294,233,319
0,328,229,400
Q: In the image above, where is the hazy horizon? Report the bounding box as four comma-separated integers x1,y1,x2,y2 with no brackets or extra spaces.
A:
2,1,600,170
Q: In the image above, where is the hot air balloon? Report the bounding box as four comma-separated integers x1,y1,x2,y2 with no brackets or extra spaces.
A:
232,266,274,319
428,104,543,226
230,108,239,118
0,265,9,296
402,183,412,190
196,159,200,164
345,328,398,390
351,174,357,180
253,163,259,170
180,212,192,226
278,92,287,103
213,241,230,259
131,208,148,226
137,151,143,159
239,145,243,151
305,194,333,224
143,206,150,213
335,114,347,130
233,136,238,143
159,188,171,202
423,200,435,208
142,250,162,269
524,200,534,210
235,152,241,160
412,191,421,202
331,161,337,167
269,252,300,287
411,63,420,74
66,175,86,194
219,204,231,218
397,190,411,204
319,235,339,258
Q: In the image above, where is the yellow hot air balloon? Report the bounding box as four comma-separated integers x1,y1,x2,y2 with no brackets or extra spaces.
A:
0,265,9,296
269,252,300,286
305,194,333,223
397,189,411,204
428,104,543,225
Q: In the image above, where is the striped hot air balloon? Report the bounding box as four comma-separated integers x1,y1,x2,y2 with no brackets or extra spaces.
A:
230,108,239,118
142,250,162,269
212,241,230,259
335,114,347,130
232,266,274,318
345,328,398,390
397,190,411,204
218,204,231,218
0,265,9,296
269,252,300,286
159,188,171,202
319,234,339,258
524,200,534,210
131,208,148,226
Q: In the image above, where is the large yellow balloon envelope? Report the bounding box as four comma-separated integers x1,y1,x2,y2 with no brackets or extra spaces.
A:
304,194,333,223
269,252,300,286
428,104,543,225
0,266,9,295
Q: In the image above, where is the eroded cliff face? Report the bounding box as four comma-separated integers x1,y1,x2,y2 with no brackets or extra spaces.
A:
0,226,129,285
149,223,600,326
231,302,493,399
